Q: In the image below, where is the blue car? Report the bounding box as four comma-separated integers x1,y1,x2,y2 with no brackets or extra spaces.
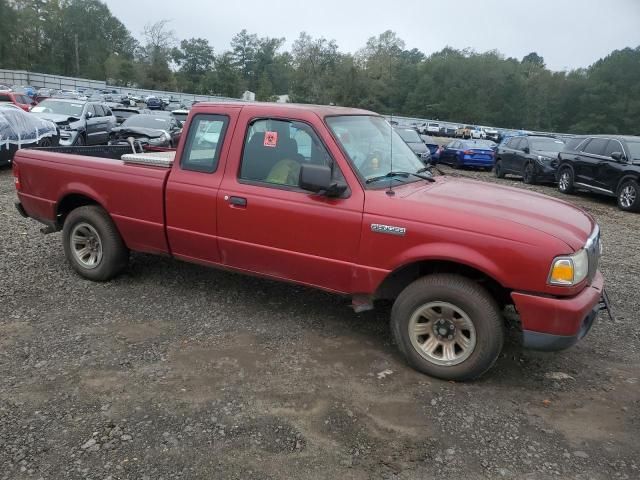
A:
436,139,496,170
145,96,163,110
420,134,440,156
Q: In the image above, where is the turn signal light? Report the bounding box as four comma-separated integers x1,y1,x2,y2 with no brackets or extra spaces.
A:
12,161,21,191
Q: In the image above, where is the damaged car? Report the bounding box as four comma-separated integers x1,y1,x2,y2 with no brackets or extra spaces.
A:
0,104,58,166
108,113,182,148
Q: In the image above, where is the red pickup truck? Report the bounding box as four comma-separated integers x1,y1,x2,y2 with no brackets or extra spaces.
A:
13,102,606,380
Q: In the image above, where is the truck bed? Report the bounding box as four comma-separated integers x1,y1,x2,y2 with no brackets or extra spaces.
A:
14,146,173,255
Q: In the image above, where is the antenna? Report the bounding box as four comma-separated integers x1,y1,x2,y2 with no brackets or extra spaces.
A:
387,112,395,196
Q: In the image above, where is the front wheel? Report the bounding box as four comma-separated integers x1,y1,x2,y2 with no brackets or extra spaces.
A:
391,274,504,381
62,205,129,281
494,160,505,178
617,179,640,212
558,167,574,194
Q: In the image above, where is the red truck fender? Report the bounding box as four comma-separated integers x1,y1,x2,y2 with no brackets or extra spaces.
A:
371,242,510,301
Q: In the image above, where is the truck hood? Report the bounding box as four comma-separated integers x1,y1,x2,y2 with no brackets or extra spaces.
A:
373,178,594,250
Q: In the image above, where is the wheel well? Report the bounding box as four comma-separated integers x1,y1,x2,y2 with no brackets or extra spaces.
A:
616,175,639,195
56,194,100,228
375,260,511,308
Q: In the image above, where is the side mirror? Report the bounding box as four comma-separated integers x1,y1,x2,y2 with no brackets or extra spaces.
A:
85,111,93,119
522,147,530,154
611,151,623,161
299,163,347,197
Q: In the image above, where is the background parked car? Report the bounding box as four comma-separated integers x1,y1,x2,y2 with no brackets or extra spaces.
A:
471,127,486,139
171,109,189,125
31,98,116,145
439,124,457,137
164,100,183,111
0,90,35,111
419,134,440,156
109,113,182,147
494,135,565,184
436,139,495,170
556,135,640,212
145,96,163,110
111,107,141,125
455,125,473,139
0,104,58,166
395,127,431,162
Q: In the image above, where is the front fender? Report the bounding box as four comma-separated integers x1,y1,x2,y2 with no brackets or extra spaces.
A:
384,242,509,288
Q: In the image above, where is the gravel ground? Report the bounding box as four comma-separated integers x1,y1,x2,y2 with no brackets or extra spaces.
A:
0,164,638,480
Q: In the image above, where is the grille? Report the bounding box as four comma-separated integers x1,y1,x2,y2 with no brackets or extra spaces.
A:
585,225,601,284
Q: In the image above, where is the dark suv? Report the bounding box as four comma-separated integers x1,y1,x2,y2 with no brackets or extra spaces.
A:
494,135,566,184
557,135,640,212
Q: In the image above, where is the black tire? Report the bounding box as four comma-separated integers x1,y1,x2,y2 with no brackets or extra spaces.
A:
390,274,504,381
62,205,129,281
494,159,505,178
617,179,640,212
522,162,537,184
38,137,52,147
557,166,574,194
74,133,86,146
453,156,463,169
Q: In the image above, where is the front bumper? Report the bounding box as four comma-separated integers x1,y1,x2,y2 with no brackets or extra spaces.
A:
513,271,604,351
533,161,558,182
58,130,80,146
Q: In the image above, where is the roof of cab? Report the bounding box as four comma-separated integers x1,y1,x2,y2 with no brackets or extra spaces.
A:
191,101,376,118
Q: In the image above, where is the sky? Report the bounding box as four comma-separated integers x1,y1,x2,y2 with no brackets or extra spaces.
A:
103,0,640,71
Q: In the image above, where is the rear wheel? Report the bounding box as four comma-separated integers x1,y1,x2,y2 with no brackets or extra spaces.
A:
523,162,537,184
62,205,129,281
494,160,505,178
617,179,640,212
558,167,574,194
453,156,463,169
391,274,504,381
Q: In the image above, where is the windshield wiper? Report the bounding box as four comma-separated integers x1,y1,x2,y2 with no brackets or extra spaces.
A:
366,170,436,184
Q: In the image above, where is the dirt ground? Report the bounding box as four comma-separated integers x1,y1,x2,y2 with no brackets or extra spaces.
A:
0,164,638,480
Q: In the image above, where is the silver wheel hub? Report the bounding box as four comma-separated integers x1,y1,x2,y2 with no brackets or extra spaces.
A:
409,301,477,366
559,172,570,190
70,223,103,269
620,185,636,208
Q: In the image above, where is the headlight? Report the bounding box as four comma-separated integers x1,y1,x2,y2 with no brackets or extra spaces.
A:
548,249,588,286
537,155,552,163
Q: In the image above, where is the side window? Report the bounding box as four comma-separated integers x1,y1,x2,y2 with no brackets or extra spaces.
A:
239,118,343,189
582,138,608,156
94,105,105,117
519,138,529,151
602,140,623,158
510,138,523,150
104,107,112,116
86,104,97,117
180,114,229,173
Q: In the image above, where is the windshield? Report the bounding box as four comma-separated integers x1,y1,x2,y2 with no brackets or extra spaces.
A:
31,100,84,116
327,115,426,185
627,141,640,160
530,137,565,152
396,128,422,143
122,115,170,129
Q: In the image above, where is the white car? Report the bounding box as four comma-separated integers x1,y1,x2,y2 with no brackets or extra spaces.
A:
471,128,486,139
426,122,440,134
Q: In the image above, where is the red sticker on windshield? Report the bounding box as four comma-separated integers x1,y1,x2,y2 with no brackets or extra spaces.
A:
264,131,278,147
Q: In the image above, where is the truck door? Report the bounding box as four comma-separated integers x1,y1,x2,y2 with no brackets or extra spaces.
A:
217,115,365,294
165,106,241,264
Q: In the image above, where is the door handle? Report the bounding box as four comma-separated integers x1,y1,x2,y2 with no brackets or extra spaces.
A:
227,196,247,207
